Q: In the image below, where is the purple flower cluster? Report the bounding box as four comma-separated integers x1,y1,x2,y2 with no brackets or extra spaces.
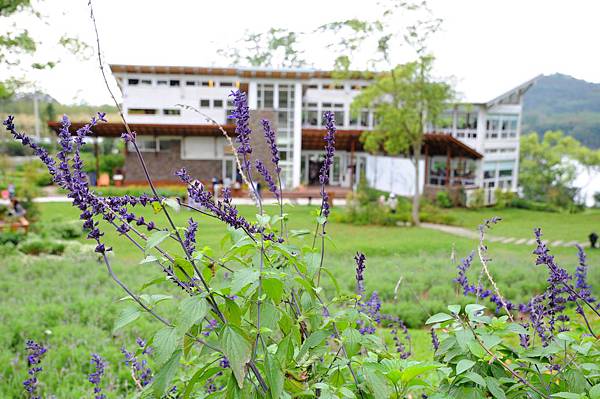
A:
575,244,596,304
384,314,411,359
184,217,198,255
23,340,47,399
203,318,219,336
88,353,107,399
430,329,439,351
261,119,281,174
319,112,336,224
354,252,366,296
228,90,252,172
121,339,153,387
176,168,282,243
255,160,279,200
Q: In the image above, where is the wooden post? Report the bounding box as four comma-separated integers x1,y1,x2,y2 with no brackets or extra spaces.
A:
446,146,451,187
424,144,429,186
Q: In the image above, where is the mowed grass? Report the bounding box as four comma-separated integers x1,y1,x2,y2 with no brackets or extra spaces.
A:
1,201,600,397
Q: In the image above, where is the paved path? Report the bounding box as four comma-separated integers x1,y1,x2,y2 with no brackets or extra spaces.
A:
421,222,589,248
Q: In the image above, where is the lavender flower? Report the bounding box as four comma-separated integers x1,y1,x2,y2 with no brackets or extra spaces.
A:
23,340,47,399
184,217,198,255
575,244,596,303
255,160,279,199
261,119,281,173
228,90,252,172
121,344,153,387
354,252,366,296
89,354,107,399
319,112,336,227
430,329,439,351
219,356,230,369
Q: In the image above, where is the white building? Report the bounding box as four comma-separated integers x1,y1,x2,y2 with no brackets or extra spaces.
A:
74,64,537,200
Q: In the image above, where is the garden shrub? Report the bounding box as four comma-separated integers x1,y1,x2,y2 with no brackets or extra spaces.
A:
435,190,453,208
44,221,84,240
5,96,600,398
508,197,559,212
0,231,26,245
19,239,65,256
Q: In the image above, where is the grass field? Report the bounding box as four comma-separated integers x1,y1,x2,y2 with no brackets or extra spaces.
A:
2,201,599,397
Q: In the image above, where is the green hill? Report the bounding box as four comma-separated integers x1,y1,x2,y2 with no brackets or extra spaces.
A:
523,73,600,148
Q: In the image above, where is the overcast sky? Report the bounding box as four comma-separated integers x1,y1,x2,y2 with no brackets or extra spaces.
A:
5,0,600,105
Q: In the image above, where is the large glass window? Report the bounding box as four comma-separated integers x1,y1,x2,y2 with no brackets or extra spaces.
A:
303,102,319,126
128,108,157,115
457,112,477,130
257,84,274,108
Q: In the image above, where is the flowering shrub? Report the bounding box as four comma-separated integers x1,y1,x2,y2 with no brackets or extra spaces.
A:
4,91,600,398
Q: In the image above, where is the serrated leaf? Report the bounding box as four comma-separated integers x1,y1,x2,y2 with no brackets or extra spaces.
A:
113,306,140,333
456,359,475,375
401,364,438,383
589,384,600,399
146,230,171,251
176,296,208,334
298,330,329,360
174,257,195,281
425,313,453,324
231,268,259,294
221,325,252,388
364,366,390,398
152,349,181,397
154,327,179,365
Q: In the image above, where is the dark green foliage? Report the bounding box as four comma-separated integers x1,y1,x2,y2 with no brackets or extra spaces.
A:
0,231,26,245
435,191,453,208
19,239,65,255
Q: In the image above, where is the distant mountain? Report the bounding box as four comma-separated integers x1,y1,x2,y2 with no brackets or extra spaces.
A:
522,73,600,148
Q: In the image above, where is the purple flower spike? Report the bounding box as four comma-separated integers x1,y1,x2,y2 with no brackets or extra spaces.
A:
319,112,336,228
261,119,281,173
89,353,107,399
228,90,252,172
23,340,47,399
255,160,279,200
184,218,198,255
354,252,367,296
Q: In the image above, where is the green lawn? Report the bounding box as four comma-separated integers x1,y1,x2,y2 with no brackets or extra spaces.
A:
1,201,599,397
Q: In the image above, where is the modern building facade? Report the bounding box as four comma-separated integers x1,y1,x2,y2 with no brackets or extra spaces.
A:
51,64,537,200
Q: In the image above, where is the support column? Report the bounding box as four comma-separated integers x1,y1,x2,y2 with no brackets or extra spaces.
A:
424,144,429,187
446,146,451,187
292,82,302,188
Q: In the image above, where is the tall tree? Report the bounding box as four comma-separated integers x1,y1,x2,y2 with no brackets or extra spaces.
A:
352,56,452,225
520,131,600,207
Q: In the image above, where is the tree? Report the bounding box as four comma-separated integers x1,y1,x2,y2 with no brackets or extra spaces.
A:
0,0,90,98
352,56,452,225
519,131,600,208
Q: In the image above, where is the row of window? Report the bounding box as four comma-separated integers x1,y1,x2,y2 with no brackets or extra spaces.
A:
127,78,239,88
485,147,517,154
304,82,370,91
128,108,181,116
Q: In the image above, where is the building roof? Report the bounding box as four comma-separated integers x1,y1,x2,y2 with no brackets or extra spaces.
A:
110,64,373,80
48,122,482,159
461,75,542,106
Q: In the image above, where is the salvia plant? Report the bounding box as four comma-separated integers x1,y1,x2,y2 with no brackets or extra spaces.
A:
4,90,600,398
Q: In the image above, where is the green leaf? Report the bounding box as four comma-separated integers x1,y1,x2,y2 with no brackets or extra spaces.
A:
589,384,600,399
146,230,171,251
447,304,461,314
304,250,321,277
113,306,140,333
256,214,271,226
364,366,390,398
221,325,252,388
263,278,285,304
152,349,181,397
173,257,195,281
298,330,329,360
153,327,179,365
265,352,284,398
140,255,158,264
551,393,582,399
465,304,486,316
162,197,180,211
401,364,438,383
456,359,475,375
176,296,208,334
231,268,259,294
485,377,506,399
464,371,486,387
342,328,362,358
506,323,529,335
425,313,453,324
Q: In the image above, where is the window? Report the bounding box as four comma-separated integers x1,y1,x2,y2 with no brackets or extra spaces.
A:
484,170,495,179
157,80,168,86
486,118,500,139
201,81,211,87
186,80,197,86
334,84,344,90
129,137,157,152
169,80,180,87
219,81,233,87
200,99,210,108
163,109,181,116
303,102,319,126
499,169,513,177
128,108,157,115
141,79,152,85
457,112,478,130
322,103,345,126
128,78,140,85
158,139,179,152
278,89,289,109
360,110,370,127
213,99,223,108
257,84,274,108
351,84,362,90
307,84,319,89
